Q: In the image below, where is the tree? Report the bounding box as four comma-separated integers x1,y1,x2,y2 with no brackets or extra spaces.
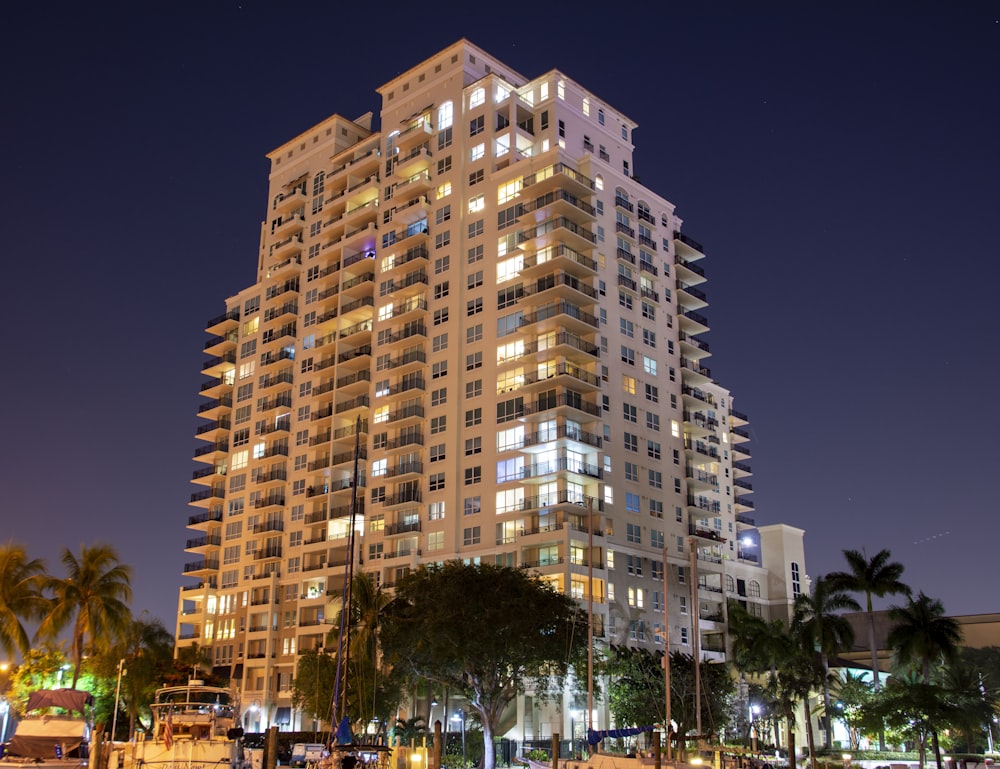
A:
887,592,962,769
866,673,964,769
96,612,174,738
832,670,876,751
728,603,796,754
325,572,402,733
888,592,962,684
0,543,49,658
291,646,338,729
828,549,910,692
380,562,587,769
604,645,664,732
793,575,860,748
38,543,133,689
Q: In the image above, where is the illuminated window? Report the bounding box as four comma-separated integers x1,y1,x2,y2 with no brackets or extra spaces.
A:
497,179,522,204
557,80,565,100
582,97,590,116
436,182,452,199
468,194,485,213
470,143,485,162
469,88,485,109
437,101,453,130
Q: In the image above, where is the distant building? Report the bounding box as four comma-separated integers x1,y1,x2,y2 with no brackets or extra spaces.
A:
175,39,808,740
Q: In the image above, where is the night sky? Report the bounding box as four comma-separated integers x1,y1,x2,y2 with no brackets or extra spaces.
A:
2,2,997,634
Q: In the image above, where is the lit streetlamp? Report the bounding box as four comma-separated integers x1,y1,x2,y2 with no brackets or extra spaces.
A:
451,710,466,767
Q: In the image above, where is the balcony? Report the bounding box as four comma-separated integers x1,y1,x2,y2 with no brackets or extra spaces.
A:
254,546,283,561
521,162,595,198
516,216,596,253
616,221,635,239
393,119,433,152
205,308,240,334
193,441,228,460
521,362,600,392
273,188,307,213
520,333,595,363
203,331,237,356
269,233,303,260
201,351,236,378
679,309,710,336
392,170,433,198
674,230,705,257
183,559,219,576
187,509,223,528
614,195,635,213
518,301,599,335
185,534,221,552
521,243,597,277
393,146,433,179
385,520,422,536
271,211,304,239
189,487,225,505
518,455,603,482
523,390,600,419
522,423,602,449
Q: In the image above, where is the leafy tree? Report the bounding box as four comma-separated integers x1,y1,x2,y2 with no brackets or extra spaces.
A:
602,645,734,754
668,651,735,749
380,562,587,769
792,575,859,749
38,543,133,688
6,646,70,715
0,542,49,658
866,674,963,769
603,645,664,731
937,653,997,753
831,670,876,750
291,646,338,728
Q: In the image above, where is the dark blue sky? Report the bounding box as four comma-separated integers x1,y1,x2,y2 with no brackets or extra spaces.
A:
1,2,997,632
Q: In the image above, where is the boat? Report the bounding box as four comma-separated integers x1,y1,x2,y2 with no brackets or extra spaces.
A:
121,680,242,769
3,688,93,762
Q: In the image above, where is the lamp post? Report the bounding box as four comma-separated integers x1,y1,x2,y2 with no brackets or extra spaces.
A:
112,658,127,742
452,710,466,767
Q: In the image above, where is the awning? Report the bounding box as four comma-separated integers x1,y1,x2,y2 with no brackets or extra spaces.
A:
275,707,291,725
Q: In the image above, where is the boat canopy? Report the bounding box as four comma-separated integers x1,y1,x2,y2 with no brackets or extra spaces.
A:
25,689,93,714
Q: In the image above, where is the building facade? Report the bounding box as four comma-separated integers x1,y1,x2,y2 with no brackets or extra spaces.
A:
177,40,806,739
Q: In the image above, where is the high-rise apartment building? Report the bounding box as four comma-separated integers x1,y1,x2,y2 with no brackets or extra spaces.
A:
177,40,806,738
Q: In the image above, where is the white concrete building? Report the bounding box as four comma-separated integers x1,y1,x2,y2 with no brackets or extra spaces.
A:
176,39,807,741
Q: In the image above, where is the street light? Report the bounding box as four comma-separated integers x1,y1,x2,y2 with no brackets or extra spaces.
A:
451,710,466,767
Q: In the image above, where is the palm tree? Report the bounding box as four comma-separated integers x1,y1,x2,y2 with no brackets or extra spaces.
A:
113,612,174,738
888,592,962,684
888,592,962,769
793,575,860,749
38,543,133,688
326,572,396,730
827,549,910,692
728,603,799,759
0,543,49,658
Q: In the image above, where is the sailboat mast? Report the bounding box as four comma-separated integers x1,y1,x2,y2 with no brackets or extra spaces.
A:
339,414,363,723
